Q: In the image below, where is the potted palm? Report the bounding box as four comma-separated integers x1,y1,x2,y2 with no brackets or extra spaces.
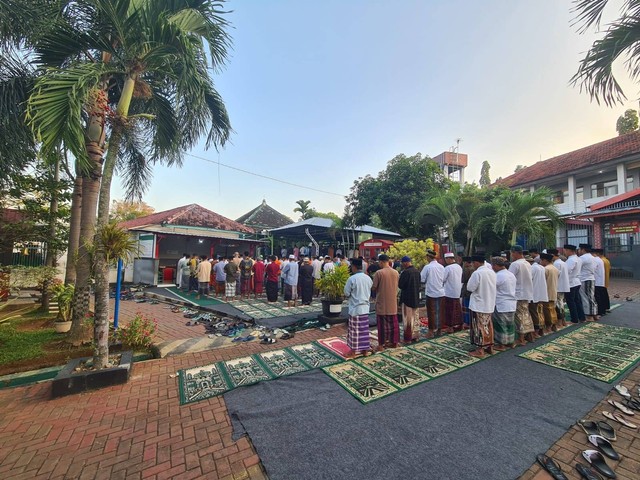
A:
50,283,74,333
315,264,350,319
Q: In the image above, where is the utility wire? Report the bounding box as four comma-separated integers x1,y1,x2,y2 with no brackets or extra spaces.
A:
183,151,346,198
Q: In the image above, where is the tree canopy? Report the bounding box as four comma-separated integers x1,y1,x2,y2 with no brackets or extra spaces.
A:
616,109,639,135
109,200,155,223
479,160,491,186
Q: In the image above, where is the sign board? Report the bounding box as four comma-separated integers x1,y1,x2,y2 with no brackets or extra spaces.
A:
609,221,639,235
138,233,155,258
363,242,383,247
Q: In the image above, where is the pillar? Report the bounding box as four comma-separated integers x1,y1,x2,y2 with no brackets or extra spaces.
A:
593,218,604,248
617,164,627,194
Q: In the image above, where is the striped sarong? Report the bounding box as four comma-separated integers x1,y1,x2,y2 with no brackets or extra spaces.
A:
284,284,298,301
402,304,421,342
515,300,534,334
462,296,471,325
492,309,515,346
443,296,463,329
347,315,371,353
241,277,252,294
471,311,494,348
426,296,443,331
580,280,597,316
543,301,557,327
528,302,544,330
377,314,399,346
225,281,236,297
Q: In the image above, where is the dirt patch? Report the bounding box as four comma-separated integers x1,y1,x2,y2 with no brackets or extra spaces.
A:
0,345,94,376
14,317,55,332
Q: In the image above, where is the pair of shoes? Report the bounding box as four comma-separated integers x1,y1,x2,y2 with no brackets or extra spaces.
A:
280,332,295,340
261,337,276,344
581,450,617,479
607,399,634,416
602,411,637,429
579,420,617,442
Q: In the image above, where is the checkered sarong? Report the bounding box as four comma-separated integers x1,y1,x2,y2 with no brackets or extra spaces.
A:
347,315,371,352
225,281,236,297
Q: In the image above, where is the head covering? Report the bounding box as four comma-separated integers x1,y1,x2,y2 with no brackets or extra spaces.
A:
462,256,473,262
351,258,363,268
471,254,485,263
289,254,295,259
510,245,523,252
491,256,508,267
426,249,437,257
547,248,559,255
540,253,553,262
324,255,331,259
524,255,534,262
579,243,592,250
444,252,455,258
564,244,577,251
378,254,390,261
400,256,411,263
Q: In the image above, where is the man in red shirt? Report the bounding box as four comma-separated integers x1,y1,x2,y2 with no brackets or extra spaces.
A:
265,255,280,303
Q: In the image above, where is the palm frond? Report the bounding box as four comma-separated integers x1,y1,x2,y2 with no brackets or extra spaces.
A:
571,0,611,32
117,125,153,200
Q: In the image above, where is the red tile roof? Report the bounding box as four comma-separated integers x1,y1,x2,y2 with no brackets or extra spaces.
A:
119,204,254,234
497,131,640,188
235,200,293,230
589,187,640,211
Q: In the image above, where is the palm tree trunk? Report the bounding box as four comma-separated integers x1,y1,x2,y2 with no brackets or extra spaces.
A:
42,155,60,312
65,173,82,285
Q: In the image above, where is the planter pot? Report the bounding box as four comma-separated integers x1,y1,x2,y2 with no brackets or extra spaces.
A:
54,321,72,333
320,299,348,325
51,351,133,398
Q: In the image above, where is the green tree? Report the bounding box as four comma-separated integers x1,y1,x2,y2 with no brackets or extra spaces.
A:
345,153,449,237
293,200,312,220
110,200,155,223
479,160,491,187
514,165,526,173
572,0,640,106
415,183,462,250
616,109,639,135
2,0,232,367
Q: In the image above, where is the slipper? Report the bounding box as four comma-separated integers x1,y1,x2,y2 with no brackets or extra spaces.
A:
602,411,637,429
280,333,294,340
582,450,616,479
588,435,620,461
625,398,640,411
614,384,631,399
242,335,255,342
575,463,605,480
261,338,276,344
596,421,617,442
607,399,634,416
536,454,569,480
579,420,600,436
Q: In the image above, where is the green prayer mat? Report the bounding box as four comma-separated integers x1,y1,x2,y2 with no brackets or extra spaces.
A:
382,348,458,378
178,363,232,405
408,342,481,368
430,330,476,352
166,287,225,306
287,342,343,368
322,362,398,404
257,349,311,377
519,323,640,383
355,354,430,390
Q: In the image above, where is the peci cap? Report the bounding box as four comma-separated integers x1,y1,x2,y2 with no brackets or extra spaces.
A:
540,253,553,262
289,254,295,259
400,256,411,263
510,245,523,252
351,258,363,268
426,249,437,257
444,252,455,258
491,256,508,267
471,254,485,263
547,248,559,255
578,243,592,250
462,256,473,262
524,255,534,262
563,244,577,251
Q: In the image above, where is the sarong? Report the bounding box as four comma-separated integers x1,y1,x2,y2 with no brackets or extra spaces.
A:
266,280,278,302
426,296,443,331
528,302,544,330
225,281,236,297
595,286,610,316
492,309,515,346
443,296,463,329
555,292,566,322
514,300,535,334
284,284,298,301
376,314,399,346
580,280,597,316
543,301,557,327
402,304,421,342
347,314,371,352
254,281,264,295
215,281,225,295
462,296,471,325
181,274,190,291
241,277,252,295
471,311,494,348
198,281,209,296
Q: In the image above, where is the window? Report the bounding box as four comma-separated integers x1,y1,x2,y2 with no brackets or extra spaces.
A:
576,186,584,203
627,175,635,192
551,189,567,204
591,180,617,198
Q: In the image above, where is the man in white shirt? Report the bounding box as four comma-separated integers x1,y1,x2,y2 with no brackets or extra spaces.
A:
281,255,299,307
443,252,463,332
311,255,323,296
176,253,189,290
548,248,569,326
420,249,445,338
592,248,608,317
467,255,497,357
578,243,597,321
508,245,535,344
491,256,517,350
564,244,585,323
527,255,548,337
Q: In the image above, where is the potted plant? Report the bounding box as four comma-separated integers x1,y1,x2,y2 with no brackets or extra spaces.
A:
315,264,350,319
50,283,74,333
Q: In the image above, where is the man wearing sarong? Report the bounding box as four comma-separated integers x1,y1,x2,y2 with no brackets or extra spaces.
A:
420,249,445,338
265,255,280,302
252,256,265,298
508,245,535,345
311,255,322,296
527,255,548,337
371,254,399,351
282,255,299,307
223,258,239,302
298,257,314,305
467,255,496,357
491,256,516,350
343,258,374,359
592,249,610,316
239,252,253,299
176,253,188,290
578,243,597,321
549,248,569,326
178,253,191,293
461,257,474,328
398,256,421,343
540,253,559,332
443,252,463,332
564,244,585,323
196,255,211,299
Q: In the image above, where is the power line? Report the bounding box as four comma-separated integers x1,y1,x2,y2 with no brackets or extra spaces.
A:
183,152,346,198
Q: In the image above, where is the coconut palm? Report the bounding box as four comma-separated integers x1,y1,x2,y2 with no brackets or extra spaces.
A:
571,0,640,106
2,0,233,367
415,184,461,250
293,200,312,220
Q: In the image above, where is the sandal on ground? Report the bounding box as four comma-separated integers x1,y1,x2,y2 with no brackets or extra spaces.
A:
602,411,637,429
582,450,616,479
260,338,276,344
575,463,604,480
588,435,620,461
625,398,640,411
536,454,569,480
596,421,617,442
579,420,600,436
607,399,634,416
614,384,631,399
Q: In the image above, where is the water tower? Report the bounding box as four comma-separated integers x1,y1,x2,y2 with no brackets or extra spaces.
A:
433,139,467,184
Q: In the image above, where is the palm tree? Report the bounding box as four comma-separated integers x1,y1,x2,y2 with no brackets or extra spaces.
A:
3,0,233,367
415,184,461,250
571,0,640,106
294,200,312,220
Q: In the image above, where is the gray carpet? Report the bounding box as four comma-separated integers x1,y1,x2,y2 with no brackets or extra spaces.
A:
224,303,639,480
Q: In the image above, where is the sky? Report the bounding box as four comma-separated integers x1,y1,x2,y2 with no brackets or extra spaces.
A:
111,0,638,223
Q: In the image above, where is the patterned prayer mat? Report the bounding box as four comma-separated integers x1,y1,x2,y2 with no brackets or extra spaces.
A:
317,337,352,359
519,323,640,383
287,342,343,368
322,362,398,404
356,354,430,390
408,342,481,368
257,349,311,377
430,330,476,352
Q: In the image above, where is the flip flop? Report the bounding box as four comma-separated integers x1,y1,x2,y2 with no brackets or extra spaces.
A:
582,450,616,479
614,384,631,399
596,421,617,442
575,463,604,480
607,399,634,416
261,338,276,344
625,398,640,411
588,435,620,461
602,411,637,429
536,454,569,480
579,420,600,436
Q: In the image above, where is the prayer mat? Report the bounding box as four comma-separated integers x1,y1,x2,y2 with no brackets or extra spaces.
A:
382,348,458,378
166,287,224,306
317,337,353,359
322,362,398,404
519,323,640,383
178,363,231,405
356,354,430,390
223,356,274,388
408,342,481,368
287,343,343,368
256,349,311,377
431,330,476,352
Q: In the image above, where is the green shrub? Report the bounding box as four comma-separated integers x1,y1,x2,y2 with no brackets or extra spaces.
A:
115,312,157,350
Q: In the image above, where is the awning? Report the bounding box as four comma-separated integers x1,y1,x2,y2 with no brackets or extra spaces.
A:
126,225,266,243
